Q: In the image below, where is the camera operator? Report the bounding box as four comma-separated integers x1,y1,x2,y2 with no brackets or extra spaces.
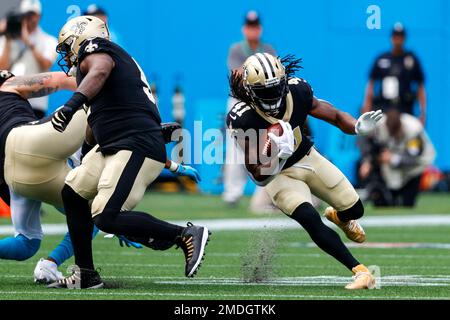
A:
359,108,435,207
0,0,57,118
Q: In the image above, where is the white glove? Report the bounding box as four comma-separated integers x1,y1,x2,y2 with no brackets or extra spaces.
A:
355,110,383,136
268,121,295,160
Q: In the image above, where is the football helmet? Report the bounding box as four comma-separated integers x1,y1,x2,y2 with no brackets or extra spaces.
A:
242,53,288,114
56,15,110,75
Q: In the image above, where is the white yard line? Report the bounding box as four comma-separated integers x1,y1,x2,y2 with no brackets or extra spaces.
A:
1,214,450,235
1,274,449,287
0,289,448,300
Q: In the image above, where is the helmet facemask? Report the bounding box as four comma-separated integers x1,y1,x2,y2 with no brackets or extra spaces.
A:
246,75,289,115
56,36,78,76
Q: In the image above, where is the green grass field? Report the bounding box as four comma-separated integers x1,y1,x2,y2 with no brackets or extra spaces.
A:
0,192,450,300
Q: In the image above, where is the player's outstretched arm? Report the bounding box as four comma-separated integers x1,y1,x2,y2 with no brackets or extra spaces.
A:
165,160,201,183
309,97,383,136
0,72,77,99
309,97,358,134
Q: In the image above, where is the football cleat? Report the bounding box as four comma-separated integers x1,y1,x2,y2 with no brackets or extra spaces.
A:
176,222,210,277
47,266,104,289
34,258,64,284
345,264,376,290
324,207,366,243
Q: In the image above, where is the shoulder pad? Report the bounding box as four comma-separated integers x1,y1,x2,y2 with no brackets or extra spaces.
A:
78,37,114,61
227,102,253,130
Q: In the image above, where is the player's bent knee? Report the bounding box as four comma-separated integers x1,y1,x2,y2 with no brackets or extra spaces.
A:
65,167,98,200
331,186,360,212
91,195,109,217
291,202,323,229
92,213,115,234
339,198,364,220
0,235,41,261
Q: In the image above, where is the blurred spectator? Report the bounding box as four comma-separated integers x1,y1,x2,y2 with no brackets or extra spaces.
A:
0,0,57,118
171,86,185,163
84,4,123,46
359,109,435,207
223,10,276,211
363,23,427,125
172,86,185,126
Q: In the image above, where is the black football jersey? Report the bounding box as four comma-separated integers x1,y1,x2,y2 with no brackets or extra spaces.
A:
76,37,166,162
0,91,37,183
226,77,314,170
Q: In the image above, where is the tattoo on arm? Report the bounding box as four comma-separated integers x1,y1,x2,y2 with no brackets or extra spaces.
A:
3,74,52,87
3,73,60,99
26,86,60,98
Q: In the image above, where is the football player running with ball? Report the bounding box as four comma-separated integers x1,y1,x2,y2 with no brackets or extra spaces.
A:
48,16,209,289
227,53,383,289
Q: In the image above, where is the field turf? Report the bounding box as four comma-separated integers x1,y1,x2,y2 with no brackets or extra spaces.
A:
0,192,449,300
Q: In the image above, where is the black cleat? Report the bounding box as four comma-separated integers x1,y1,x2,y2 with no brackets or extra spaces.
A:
47,266,104,289
176,222,210,277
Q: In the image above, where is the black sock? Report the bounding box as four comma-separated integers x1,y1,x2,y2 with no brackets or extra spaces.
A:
290,202,360,270
337,199,364,223
62,184,94,270
93,210,184,242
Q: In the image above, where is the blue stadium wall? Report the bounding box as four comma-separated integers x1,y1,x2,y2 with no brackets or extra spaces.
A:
41,0,450,194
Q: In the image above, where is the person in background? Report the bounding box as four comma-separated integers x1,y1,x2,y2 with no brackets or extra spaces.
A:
0,0,57,118
223,10,277,210
359,108,435,207
172,86,185,164
362,23,427,125
83,4,123,47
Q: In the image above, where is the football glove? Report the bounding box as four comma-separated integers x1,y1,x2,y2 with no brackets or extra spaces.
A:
104,234,143,249
174,164,201,183
267,121,295,160
51,106,76,133
52,92,88,133
161,122,182,143
355,110,383,136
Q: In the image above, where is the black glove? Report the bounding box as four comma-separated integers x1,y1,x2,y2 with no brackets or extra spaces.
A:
51,106,76,133
51,92,88,133
161,122,182,144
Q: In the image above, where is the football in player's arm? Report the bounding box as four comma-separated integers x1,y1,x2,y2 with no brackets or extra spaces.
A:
228,72,382,186
227,53,383,289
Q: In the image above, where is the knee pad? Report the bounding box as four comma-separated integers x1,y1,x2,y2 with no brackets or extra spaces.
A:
0,234,41,261
339,199,364,221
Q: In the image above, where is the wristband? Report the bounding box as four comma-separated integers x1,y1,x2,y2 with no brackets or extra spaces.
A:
65,92,88,111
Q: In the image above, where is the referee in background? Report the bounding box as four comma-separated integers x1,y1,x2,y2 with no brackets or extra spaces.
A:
362,23,427,125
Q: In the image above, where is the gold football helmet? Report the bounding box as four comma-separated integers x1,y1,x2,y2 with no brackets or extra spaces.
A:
56,15,110,75
242,53,288,114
